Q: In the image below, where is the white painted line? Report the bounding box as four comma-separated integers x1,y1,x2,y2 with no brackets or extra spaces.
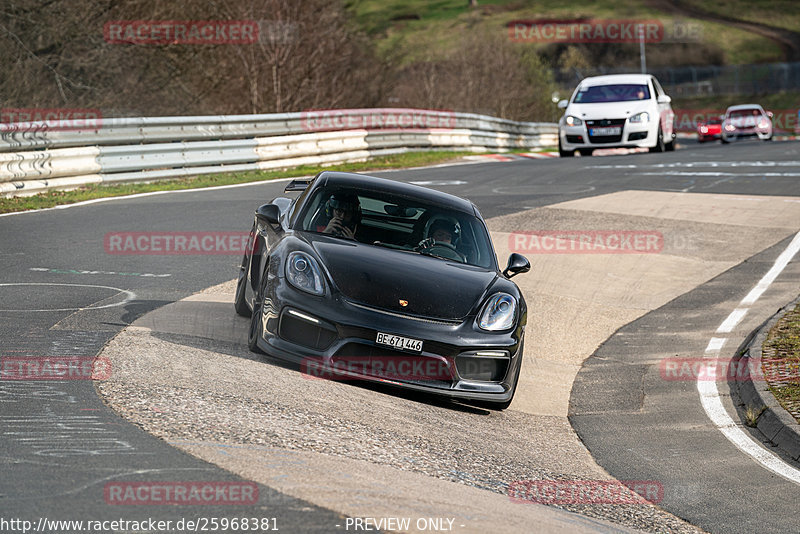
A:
30,267,171,278
638,172,800,177
716,308,749,334
0,154,490,219
741,231,800,305
0,176,302,219
698,230,800,485
705,337,727,352
409,180,467,186
0,283,136,312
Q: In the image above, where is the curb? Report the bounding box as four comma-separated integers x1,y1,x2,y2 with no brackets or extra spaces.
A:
734,295,800,462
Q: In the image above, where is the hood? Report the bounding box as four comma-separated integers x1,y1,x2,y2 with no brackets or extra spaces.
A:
308,236,497,320
566,102,651,119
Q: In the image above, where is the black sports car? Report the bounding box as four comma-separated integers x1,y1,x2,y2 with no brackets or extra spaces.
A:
235,171,530,409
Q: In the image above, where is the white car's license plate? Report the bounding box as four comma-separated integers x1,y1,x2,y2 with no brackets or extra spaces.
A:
376,332,423,352
589,127,621,136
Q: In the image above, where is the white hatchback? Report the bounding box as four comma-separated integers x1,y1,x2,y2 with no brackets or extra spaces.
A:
557,74,675,156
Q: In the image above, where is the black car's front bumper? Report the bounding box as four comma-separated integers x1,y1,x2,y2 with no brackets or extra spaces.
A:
255,280,524,403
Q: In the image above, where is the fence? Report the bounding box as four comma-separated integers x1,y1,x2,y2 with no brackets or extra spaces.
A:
556,61,800,96
0,109,558,197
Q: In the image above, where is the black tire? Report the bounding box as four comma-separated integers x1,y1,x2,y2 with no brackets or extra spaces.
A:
235,227,257,317
234,254,252,318
578,149,593,157
721,136,730,144
649,127,665,153
247,292,265,354
665,134,676,151
558,138,574,157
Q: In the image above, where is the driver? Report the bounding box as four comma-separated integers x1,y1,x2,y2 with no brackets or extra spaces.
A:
428,220,455,246
321,192,360,239
416,217,465,262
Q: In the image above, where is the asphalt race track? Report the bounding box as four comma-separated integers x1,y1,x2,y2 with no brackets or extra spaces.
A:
2,139,800,533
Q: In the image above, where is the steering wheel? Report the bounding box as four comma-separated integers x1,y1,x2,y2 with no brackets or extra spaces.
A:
422,242,466,263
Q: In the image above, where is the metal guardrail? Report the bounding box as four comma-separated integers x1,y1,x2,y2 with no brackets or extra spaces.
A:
0,108,558,197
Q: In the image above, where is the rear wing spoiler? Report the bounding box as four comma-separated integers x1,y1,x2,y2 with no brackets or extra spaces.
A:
284,179,312,193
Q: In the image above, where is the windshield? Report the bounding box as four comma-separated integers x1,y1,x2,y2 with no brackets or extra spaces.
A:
574,84,651,103
297,186,496,269
729,109,762,119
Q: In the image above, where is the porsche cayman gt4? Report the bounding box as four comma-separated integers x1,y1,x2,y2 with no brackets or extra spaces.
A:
235,171,530,409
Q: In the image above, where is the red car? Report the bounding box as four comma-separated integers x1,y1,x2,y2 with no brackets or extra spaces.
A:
697,116,722,142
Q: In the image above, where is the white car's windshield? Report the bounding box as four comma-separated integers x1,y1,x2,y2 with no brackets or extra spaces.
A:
574,84,651,103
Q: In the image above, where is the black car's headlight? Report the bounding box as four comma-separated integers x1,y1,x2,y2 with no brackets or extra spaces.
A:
286,251,325,295
478,293,516,331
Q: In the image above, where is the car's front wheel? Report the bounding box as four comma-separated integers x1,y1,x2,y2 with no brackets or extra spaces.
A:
234,254,252,318
649,127,665,152
665,133,676,151
558,138,574,157
235,226,257,317
247,292,265,354
579,149,593,157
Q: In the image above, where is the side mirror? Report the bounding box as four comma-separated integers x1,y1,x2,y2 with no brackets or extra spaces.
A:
557,99,569,109
255,204,281,225
503,253,530,278
767,111,774,118
657,95,672,104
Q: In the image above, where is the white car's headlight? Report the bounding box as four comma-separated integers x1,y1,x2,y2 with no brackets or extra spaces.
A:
478,293,517,331
629,112,650,123
565,115,583,126
286,251,325,295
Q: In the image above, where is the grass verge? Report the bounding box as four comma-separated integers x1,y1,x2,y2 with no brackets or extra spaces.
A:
0,150,476,214
763,303,800,423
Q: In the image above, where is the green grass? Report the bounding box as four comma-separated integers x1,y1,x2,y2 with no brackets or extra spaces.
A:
681,0,800,35
347,0,783,65
0,150,475,214
763,303,800,423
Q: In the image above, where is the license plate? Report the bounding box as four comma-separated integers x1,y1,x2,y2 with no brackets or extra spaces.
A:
376,332,423,352
589,127,621,136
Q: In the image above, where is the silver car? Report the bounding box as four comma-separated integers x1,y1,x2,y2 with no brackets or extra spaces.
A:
721,104,773,143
